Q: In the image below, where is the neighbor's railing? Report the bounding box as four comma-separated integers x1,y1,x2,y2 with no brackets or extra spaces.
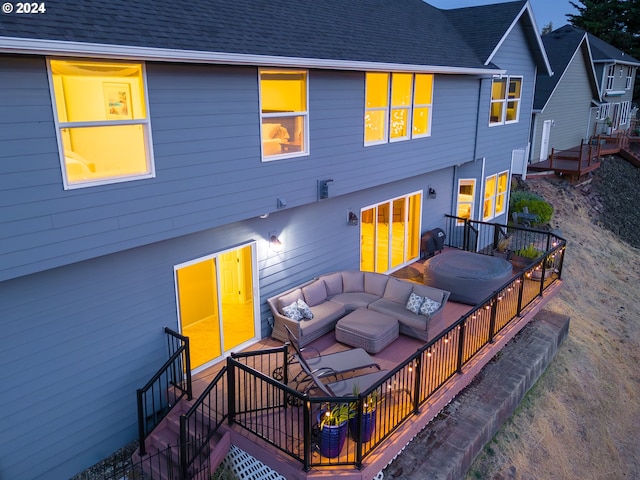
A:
136,327,192,456
226,223,566,470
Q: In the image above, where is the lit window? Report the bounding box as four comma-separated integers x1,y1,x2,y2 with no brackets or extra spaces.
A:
456,179,476,224
626,67,634,90
260,70,308,160
490,76,522,125
606,65,615,90
365,72,433,145
365,73,390,144
48,59,154,189
495,171,509,216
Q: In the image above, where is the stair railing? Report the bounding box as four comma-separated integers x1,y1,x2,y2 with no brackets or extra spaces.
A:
136,327,192,456
179,366,228,479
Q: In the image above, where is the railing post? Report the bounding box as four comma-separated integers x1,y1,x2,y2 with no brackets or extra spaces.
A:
180,414,188,480
456,319,466,373
136,389,147,456
355,396,364,470
303,398,312,472
184,337,192,401
488,299,497,343
227,358,236,426
413,356,422,414
516,276,524,316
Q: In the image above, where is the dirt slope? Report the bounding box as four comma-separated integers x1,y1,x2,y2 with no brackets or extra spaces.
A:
466,160,640,479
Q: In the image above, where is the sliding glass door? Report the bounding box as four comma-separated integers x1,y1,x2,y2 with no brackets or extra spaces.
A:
174,243,258,372
360,191,422,273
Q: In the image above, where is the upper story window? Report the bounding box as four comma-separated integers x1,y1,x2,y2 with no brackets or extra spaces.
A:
483,170,509,221
489,76,522,126
365,72,433,145
259,70,308,161
626,67,634,90
606,65,615,90
48,59,154,189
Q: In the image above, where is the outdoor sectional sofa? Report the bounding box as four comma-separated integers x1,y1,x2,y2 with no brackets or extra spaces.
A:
267,271,450,348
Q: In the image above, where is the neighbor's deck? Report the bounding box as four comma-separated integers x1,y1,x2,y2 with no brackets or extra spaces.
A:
190,260,563,480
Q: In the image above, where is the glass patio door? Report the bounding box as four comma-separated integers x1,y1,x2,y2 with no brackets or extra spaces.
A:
174,243,257,372
360,192,422,273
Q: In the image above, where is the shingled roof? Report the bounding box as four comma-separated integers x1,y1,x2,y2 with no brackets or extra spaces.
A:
534,26,599,110
0,0,496,71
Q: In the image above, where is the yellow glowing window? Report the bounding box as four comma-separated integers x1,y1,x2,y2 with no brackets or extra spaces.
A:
365,73,389,144
260,70,308,160
483,174,498,221
490,78,506,125
360,191,422,273
495,171,509,215
413,74,433,137
365,72,433,145
490,76,522,125
456,179,476,224
506,78,522,122
48,59,153,189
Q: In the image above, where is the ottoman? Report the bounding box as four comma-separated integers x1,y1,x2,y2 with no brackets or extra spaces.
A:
335,307,399,353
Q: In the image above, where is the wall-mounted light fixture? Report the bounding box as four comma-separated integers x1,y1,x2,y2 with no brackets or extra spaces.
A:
277,198,287,209
347,211,359,226
428,186,437,199
318,179,334,200
269,233,283,253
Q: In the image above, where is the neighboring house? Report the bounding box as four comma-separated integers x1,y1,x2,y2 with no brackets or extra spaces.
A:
530,26,601,163
531,25,640,164
0,1,550,478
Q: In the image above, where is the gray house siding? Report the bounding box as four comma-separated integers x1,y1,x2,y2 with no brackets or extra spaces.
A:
1,58,479,284
473,20,536,225
0,167,451,479
531,47,595,161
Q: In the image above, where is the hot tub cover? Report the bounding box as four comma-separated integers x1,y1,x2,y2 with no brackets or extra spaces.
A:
423,249,512,305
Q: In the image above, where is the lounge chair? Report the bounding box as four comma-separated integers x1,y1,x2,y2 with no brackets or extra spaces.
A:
284,325,382,392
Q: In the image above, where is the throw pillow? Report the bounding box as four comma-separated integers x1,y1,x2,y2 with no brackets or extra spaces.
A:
283,301,303,321
420,297,441,317
405,292,424,314
296,299,314,319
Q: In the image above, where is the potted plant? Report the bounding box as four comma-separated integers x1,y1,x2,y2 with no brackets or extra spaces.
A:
348,386,383,443
511,244,543,270
604,117,613,135
317,403,353,458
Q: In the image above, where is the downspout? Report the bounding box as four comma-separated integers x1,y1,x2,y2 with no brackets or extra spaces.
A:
472,77,485,221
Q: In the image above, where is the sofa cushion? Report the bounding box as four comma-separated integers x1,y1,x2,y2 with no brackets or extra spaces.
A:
299,302,346,338
342,271,365,293
278,288,304,314
329,292,379,311
364,272,388,297
302,280,328,307
322,273,343,296
283,301,303,321
419,297,441,317
297,299,314,319
382,278,414,304
405,292,424,314
369,299,428,332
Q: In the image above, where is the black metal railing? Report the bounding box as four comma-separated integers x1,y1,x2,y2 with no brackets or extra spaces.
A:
179,366,228,479
225,221,566,471
130,441,214,480
137,327,192,456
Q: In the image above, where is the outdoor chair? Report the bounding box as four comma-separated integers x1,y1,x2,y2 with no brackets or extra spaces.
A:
284,325,383,392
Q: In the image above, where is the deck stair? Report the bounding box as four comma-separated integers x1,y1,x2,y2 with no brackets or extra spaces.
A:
132,397,231,480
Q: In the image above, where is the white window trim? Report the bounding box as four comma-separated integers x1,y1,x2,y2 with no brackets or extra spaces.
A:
620,101,631,126
456,178,476,225
259,69,310,162
606,64,615,91
489,75,522,126
599,103,611,121
495,170,509,217
625,67,633,90
365,73,433,146
482,173,498,221
47,58,155,190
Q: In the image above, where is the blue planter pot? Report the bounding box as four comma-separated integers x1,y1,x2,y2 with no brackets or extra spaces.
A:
349,410,376,443
318,413,348,458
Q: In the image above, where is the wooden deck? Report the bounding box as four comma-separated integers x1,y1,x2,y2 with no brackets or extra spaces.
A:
190,261,563,479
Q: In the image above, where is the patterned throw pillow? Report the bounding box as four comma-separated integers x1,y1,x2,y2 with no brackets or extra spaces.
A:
419,297,442,317
405,292,424,314
296,299,314,320
283,301,303,321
